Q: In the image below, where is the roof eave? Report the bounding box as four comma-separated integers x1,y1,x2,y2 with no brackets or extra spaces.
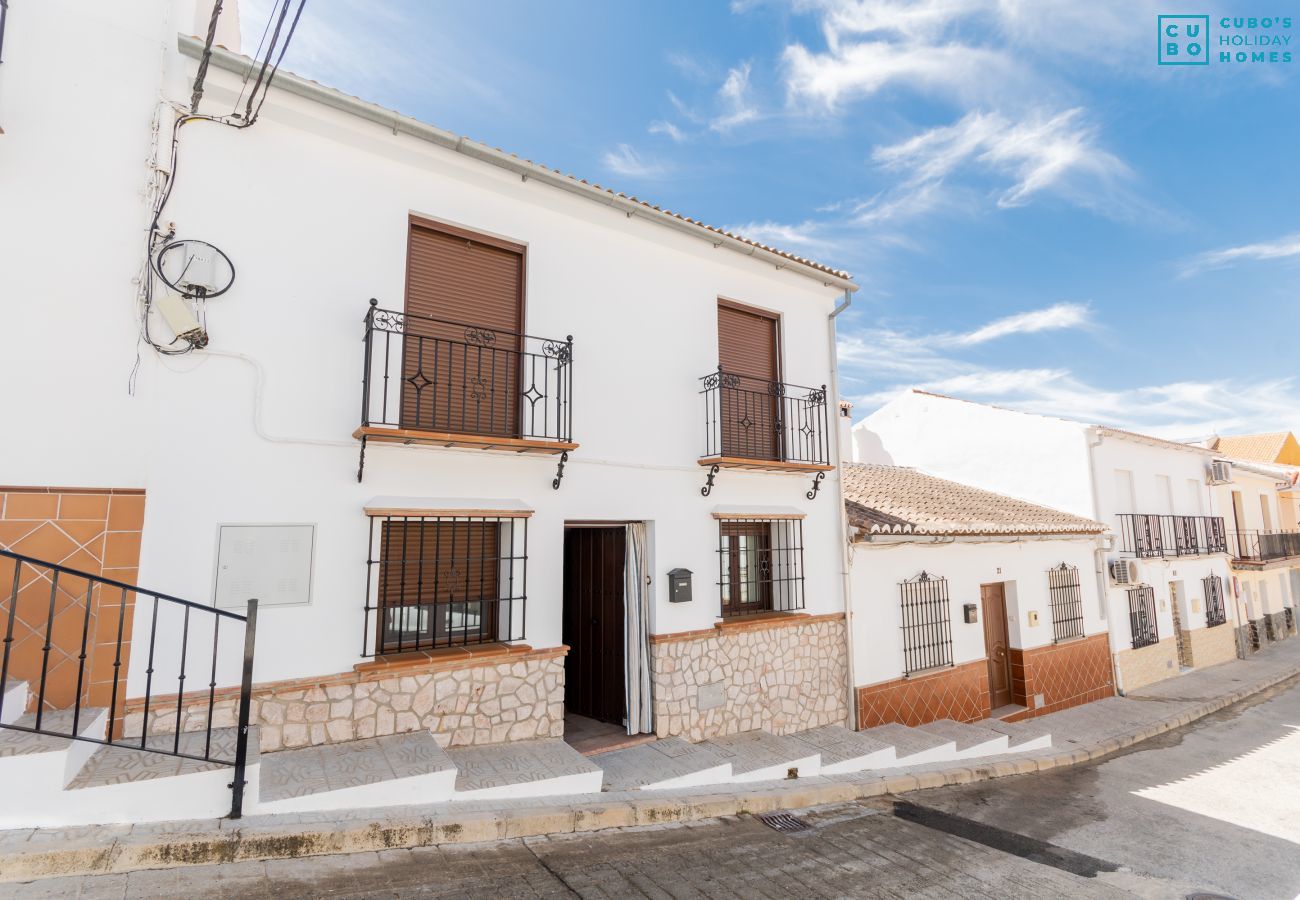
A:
176,35,858,294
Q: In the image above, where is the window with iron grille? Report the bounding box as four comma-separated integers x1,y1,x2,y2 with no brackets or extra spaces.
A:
899,572,954,674
1127,585,1159,649
716,517,805,618
1047,563,1085,642
363,513,527,656
1203,575,1227,628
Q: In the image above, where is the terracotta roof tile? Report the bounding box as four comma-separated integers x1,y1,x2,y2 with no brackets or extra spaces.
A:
842,464,1106,537
1210,432,1292,463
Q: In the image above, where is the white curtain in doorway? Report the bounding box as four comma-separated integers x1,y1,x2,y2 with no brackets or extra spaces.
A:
624,523,653,735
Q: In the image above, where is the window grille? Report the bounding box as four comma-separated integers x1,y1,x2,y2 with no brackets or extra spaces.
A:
1127,585,1159,649
363,513,527,656
1203,575,1227,628
899,572,954,674
1047,563,1085,642
716,517,805,618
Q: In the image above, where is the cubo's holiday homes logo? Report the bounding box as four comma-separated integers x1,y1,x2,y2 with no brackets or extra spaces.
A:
1159,14,1294,65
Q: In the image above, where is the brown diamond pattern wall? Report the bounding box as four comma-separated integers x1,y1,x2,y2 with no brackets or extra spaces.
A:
0,487,146,714
855,659,990,728
1005,633,1114,721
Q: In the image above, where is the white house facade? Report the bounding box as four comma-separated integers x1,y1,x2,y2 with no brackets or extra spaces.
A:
0,1,858,824
843,464,1113,727
856,390,1239,693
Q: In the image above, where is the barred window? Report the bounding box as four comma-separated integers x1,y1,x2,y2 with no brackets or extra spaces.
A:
899,572,954,674
1203,575,1227,628
1047,563,1085,643
716,516,805,618
1127,585,1159,649
364,513,528,656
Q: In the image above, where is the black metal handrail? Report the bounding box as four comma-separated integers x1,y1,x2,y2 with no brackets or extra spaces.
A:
1116,514,1226,558
361,300,574,443
1227,529,1300,563
699,367,830,465
0,548,258,819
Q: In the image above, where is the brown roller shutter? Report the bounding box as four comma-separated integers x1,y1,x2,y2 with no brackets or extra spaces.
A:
717,302,781,460
377,520,500,651
401,219,525,437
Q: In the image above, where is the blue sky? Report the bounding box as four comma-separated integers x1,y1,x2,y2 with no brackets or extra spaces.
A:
240,0,1300,439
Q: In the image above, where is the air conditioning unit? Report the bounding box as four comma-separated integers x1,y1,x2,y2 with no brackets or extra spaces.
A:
1209,460,1233,484
1109,559,1139,585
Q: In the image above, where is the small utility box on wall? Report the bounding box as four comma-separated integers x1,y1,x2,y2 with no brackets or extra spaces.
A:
963,603,978,624
668,568,693,603
1027,610,1040,627
213,523,315,610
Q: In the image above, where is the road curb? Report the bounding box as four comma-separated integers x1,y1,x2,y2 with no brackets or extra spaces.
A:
2,659,1298,884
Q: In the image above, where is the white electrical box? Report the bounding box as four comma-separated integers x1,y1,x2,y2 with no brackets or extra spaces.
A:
213,524,315,611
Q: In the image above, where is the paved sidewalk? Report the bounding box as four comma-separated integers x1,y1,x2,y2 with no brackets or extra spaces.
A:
2,639,1298,884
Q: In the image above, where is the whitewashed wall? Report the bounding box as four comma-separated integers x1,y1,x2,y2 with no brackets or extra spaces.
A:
849,536,1104,688
856,392,1095,518
69,39,846,694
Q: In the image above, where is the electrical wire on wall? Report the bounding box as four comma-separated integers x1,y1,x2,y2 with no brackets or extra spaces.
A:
131,0,306,392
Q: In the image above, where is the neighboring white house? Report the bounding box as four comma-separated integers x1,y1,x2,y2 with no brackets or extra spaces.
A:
843,464,1112,727
1202,456,1300,647
0,0,858,814
856,390,1239,692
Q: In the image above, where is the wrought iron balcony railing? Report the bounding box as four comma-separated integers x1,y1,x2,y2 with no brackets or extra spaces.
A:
1227,529,1300,563
1116,514,1226,558
361,300,574,444
699,368,830,466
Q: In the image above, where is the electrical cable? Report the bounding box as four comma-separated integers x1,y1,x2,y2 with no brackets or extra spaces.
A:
132,0,307,389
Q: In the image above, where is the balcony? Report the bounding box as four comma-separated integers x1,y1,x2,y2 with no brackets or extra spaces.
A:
1116,514,1227,558
356,300,577,481
697,369,833,496
1227,529,1300,565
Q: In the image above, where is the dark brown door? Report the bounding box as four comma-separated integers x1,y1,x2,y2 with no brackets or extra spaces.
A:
377,520,500,653
720,521,773,616
563,527,627,726
717,302,781,460
981,583,1013,709
401,219,525,437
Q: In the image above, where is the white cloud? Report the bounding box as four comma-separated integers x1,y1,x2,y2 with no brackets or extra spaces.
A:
724,219,838,257
711,63,761,131
945,302,1091,346
600,144,670,179
839,308,1300,439
1181,232,1300,277
649,120,687,143
868,109,1131,220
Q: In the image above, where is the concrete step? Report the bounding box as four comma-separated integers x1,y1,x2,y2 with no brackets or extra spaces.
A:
789,725,896,774
256,731,456,813
0,707,107,758
595,737,733,791
982,718,1053,752
860,723,956,766
699,729,821,782
67,725,252,789
449,738,602,801
0,681,27,726
914,720,1010,758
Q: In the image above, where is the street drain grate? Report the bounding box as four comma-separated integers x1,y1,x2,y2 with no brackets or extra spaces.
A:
759,812,811,833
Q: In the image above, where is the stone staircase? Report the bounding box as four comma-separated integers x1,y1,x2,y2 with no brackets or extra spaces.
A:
594,717,1053,792
0,678,1050,827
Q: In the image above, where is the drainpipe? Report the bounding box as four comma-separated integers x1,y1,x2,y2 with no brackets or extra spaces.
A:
828,289,858,729
1086,427,1126,696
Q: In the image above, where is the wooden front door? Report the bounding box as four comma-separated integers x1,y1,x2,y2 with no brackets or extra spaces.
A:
401,219,525,437
981,583,1013,709
717,301,781,460
562,527,627,726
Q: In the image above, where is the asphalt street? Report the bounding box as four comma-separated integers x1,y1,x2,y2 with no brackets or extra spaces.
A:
10,674,1300,899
